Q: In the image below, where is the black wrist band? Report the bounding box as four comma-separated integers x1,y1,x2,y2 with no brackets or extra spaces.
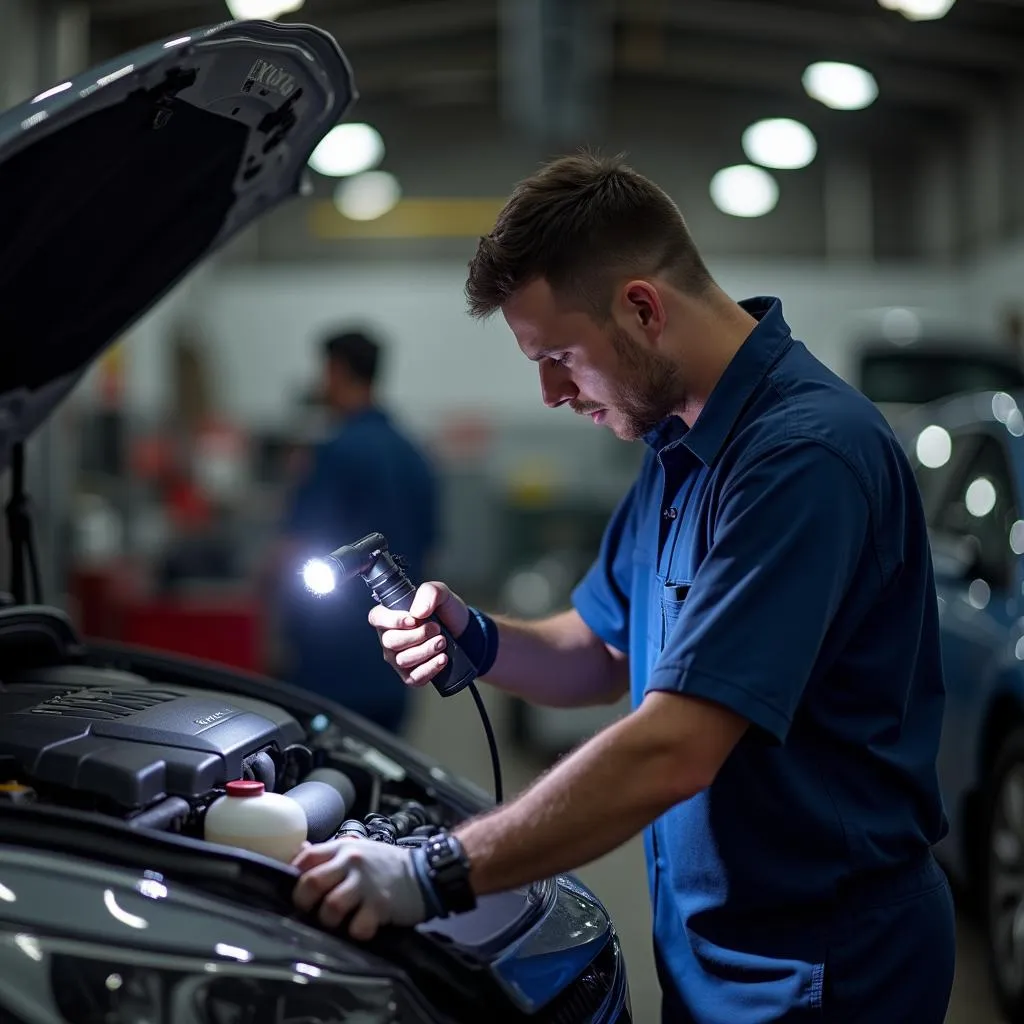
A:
456,607,499,677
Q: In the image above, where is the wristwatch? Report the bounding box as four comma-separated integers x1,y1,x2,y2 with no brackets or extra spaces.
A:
414,831,476,917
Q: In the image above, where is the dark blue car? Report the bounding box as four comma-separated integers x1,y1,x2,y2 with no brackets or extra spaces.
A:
899,390,1024,1022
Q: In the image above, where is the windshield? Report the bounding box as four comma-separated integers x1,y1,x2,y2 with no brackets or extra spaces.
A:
859,350,1024,407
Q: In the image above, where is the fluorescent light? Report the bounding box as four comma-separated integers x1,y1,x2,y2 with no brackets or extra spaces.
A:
742,118,817,170
878,0,955,21
226,0,304,18
802,61,878,111
709,165,779,219
309,123,385,178
334,171,402,221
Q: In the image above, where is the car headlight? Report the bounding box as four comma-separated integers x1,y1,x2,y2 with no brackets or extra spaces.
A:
0,929,432,1023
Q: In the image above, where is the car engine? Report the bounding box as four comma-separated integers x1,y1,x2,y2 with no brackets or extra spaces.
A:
0,663,443,848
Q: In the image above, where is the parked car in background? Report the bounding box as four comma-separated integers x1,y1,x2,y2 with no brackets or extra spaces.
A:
0,22,630,1023
849,307,1024,423
899,390,1024,1023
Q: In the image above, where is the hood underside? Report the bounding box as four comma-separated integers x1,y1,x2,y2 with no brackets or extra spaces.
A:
0,21,356,472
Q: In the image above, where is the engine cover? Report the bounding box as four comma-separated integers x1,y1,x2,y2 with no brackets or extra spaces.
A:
0,666,304,809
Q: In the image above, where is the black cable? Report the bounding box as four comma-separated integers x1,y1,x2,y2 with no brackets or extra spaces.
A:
467,681,503,804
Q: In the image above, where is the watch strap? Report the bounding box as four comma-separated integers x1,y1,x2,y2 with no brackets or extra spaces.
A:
414,831,476,916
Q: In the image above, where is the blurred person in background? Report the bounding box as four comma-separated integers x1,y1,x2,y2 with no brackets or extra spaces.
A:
271,328,438,734
291,155,954,1024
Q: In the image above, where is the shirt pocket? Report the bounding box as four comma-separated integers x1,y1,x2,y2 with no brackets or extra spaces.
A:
660,580,692,649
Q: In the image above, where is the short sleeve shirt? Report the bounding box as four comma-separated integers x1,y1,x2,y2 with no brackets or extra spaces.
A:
572,297,948,1019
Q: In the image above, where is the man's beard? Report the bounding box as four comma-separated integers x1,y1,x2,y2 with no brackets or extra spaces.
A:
575,326,687,440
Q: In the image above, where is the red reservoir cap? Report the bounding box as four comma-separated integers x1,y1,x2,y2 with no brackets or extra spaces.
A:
225,780,265,797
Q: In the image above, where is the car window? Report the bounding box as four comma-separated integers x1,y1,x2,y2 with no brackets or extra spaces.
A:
860,349,1024,407
932,432,1020,592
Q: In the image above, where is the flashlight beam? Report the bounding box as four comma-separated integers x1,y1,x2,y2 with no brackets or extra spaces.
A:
303,558,338,596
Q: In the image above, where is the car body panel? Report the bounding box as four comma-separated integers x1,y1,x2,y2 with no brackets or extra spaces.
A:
897,392,1024,883
0,20,355,471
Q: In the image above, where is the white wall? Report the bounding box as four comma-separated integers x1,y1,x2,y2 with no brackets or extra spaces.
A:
123,258,974,433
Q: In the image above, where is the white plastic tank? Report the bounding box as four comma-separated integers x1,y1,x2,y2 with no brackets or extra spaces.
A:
204,780,307,863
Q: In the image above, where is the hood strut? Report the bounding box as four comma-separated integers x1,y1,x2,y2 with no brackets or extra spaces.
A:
5,443,42,605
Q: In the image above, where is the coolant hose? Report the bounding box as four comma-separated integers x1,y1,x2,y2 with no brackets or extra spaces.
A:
285,768,356,843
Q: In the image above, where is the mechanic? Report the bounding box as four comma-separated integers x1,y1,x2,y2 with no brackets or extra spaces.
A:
273,328,438,734
291,155,956,1022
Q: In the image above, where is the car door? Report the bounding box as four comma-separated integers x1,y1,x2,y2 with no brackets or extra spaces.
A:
926,428,1023,807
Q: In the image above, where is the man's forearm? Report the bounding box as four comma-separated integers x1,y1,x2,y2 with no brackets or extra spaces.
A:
481,610,629,708
454,695,700,894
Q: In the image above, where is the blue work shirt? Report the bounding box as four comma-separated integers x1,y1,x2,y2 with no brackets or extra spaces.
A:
572,297,949,1021
281,406,438,731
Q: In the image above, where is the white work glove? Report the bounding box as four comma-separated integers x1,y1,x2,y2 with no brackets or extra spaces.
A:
292,838,430,940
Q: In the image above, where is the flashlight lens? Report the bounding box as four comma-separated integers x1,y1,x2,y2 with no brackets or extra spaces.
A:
303,558,337,596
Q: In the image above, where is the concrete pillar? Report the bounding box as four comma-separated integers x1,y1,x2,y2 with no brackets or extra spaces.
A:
1007,82,1024,239
499,0,613,147
964,100,1008,251
918,145,959,264
822,154,874,263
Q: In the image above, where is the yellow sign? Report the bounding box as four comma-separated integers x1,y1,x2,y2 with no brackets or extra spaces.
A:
309,197,507,240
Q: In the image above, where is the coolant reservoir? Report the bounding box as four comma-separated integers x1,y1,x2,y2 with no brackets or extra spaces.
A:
204,780,307,863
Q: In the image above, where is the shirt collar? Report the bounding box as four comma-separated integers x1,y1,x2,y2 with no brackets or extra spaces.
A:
338,405,387,427
643,296,794,466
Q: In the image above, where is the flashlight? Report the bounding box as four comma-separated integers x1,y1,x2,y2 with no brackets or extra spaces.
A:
302,533,478,698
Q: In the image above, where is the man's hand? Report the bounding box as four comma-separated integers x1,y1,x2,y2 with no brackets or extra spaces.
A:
368,581,470,688
292,839,430,940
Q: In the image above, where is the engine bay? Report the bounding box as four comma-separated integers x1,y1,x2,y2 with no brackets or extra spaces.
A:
0,613,621,1023
0,662,449,852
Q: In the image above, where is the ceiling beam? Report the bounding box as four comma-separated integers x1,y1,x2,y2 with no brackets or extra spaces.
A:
336,31,985,119
85,0,1024,75
631,0,1024,73
633,35,993,113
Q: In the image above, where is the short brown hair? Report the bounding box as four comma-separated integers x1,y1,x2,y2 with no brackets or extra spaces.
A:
466,151,713,320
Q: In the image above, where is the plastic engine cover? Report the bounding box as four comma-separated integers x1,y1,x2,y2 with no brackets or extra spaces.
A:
0,666,304,809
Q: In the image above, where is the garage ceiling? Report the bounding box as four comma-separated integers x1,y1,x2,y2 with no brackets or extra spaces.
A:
72,0,1024,261
84,0,1024,119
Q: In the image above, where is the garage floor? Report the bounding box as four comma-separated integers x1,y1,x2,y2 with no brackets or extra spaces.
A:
404,687,1005,1023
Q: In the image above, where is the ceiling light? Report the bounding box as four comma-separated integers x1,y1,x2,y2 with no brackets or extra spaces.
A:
226,0,304,18
802,62,878,111
742,118,817,170
878,0,955,21
334,171,402,221
308,123,385,178
709,165,779,219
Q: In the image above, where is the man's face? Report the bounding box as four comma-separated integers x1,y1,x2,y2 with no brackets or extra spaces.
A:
503,278,686,440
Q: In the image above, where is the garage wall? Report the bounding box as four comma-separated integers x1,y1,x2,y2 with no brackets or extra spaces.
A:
107,256,975,433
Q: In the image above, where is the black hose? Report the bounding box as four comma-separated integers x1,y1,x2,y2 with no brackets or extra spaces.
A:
468,682,503,804
246,750,277,792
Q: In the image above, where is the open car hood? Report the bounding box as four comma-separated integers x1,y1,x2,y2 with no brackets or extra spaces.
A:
0,21,355,472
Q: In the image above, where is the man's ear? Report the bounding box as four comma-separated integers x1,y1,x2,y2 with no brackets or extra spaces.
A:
619,280,667,345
